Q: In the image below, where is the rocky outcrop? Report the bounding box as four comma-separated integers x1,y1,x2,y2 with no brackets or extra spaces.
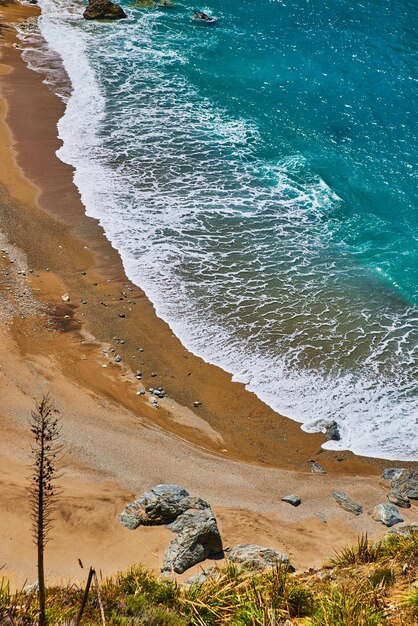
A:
387,489,411,509
162,508,222,574
387,522,418,537
333,491,363,515
119,484,209,529
225,544,291,571
83,0,127,20
119,485,222,574
370,503,404,527
382,468,418,499
381,468,418,510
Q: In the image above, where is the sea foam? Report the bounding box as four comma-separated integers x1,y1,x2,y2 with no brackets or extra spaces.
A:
25,0,418,460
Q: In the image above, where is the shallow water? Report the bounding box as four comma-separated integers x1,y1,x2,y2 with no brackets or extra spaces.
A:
20,0,418,458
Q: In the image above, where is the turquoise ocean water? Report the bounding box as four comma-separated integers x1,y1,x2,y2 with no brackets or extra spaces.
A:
20,0,418,458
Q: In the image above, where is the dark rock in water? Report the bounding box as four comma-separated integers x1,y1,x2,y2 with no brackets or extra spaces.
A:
323,420,341,441
333,491,363,515
281,495,301,507
309,460,326,474
118,484,209,529
84,0,127,20
370,503,404,527
226,544,291,571
382,468,418,500
387,522,418,538
387,489,411,509
162,508,223,574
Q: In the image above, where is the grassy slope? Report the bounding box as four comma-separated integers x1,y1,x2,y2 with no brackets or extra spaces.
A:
1,531,417,625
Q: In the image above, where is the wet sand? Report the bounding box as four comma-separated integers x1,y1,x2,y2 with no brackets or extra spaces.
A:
0,0,416,587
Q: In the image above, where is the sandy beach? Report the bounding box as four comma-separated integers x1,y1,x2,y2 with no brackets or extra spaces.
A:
0,0,416,588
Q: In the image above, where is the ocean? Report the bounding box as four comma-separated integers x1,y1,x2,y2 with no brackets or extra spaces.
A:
18,0,418,459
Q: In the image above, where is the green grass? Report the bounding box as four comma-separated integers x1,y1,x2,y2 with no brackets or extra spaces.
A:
307,582,388,626
0,531,417,625
330,534,382,567
402,586,418,619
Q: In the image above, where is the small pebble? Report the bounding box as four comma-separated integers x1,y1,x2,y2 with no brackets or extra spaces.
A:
193,401,202,408
119,313,125,318
114,355,122,363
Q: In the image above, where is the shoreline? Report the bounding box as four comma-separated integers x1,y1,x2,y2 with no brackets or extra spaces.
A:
0,0,380,474
0,0,416,586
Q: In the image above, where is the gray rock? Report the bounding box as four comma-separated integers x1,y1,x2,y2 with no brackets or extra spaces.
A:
185,566,220,586
167,502,214,533
333,491,363,515
387,522,418,537
382,468,406,483
225,544,291,571
162,508,223,574
323,420,341,441
387,489,411,509
370,503,404,527
23,582,39,594
381,468,418,499
281,495,301,507
119,484,200,529
309,460,326,474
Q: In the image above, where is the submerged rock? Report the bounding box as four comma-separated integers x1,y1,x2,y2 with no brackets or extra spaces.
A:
333,491,363,515
225,544,291,571
84,0,127,21
162,508,223,574
323,420,341,441
281,495,301,507
370,503,404,527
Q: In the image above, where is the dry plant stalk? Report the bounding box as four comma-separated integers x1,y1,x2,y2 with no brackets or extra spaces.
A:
29,395,62,626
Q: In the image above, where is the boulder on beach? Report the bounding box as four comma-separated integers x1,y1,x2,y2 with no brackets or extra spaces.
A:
119,484,223,574
83,0,127,20
225,544,291,571
387,489,411,509
370,503,404,527
162,508,223,574
381,468,418,499
333,491,363,515
118,484,209,529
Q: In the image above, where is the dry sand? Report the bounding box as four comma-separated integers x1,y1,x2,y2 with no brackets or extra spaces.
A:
0,0,416,588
